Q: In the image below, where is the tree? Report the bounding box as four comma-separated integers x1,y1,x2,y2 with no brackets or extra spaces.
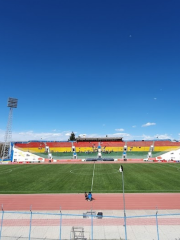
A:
69,132,76,141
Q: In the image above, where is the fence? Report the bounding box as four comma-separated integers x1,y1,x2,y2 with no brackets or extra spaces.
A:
0,207,180,240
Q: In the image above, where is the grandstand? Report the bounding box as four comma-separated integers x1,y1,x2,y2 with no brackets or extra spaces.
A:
14,139,180,152
10,138,180,163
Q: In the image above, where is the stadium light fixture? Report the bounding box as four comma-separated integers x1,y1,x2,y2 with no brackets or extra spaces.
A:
119,165,127,240
7,98,18,108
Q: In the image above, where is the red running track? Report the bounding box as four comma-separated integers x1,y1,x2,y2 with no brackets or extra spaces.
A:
2,218,180,226
0,193,180,211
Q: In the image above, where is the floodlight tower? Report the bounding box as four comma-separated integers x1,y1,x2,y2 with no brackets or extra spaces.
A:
1,98,18,160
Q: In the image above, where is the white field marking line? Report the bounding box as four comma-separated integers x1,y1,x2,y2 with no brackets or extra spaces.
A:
91,162,95,192
0,169,12,174
69,169,119,175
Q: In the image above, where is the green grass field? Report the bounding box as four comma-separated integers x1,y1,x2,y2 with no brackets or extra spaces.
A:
0,163,180,194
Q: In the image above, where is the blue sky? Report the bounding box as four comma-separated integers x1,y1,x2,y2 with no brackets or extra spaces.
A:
0,0,180,141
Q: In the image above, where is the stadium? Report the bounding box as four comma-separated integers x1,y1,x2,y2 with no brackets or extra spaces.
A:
3,135,180,163
1,130,180,239
1,0,180,238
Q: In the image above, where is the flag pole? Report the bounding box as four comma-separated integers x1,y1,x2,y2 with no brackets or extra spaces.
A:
119,165,127,240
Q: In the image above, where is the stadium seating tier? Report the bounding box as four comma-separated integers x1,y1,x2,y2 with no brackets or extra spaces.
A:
14,140,180,154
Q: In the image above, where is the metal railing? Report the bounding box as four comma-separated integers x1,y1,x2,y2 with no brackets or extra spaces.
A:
0,207,180,240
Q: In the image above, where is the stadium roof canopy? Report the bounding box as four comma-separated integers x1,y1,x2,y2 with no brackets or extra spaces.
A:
76,137,123,142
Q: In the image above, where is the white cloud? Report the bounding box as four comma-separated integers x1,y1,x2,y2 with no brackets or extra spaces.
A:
0,129,72,142
78,134,87,137
0,128,173,143
53,133,60,136
115,128,124,132
132,125,136,128
155,134,172,140
65,131,78,136
18,130,33,135
111,133,130,137
142,122,156,127
65,133,71,136
141,134,172,140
